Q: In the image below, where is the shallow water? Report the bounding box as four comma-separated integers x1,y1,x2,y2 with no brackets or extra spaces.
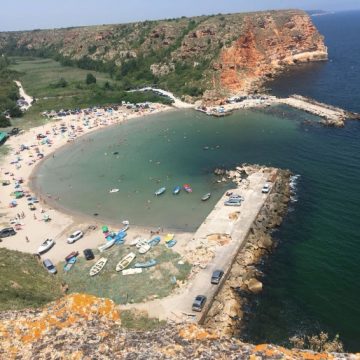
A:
33,11,360,352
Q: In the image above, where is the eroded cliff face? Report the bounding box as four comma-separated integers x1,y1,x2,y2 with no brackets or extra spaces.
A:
212,11,327,98
0,10,327,101
0,294,357,359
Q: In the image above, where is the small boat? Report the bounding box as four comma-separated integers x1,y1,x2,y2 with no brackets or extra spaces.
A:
155,187,166,196
89,257,108,276
109,188,119,193
134,259,157,268
122,268,142,275
38,238,55,254
98,239,116,252
183,184,192,193
115,231,127,243
166,239,177,248
64,257,77,272
130,236,142,246
224,200,241,207
115,252,136,272
139,243,151,254
164,233,174,243
148,236,161,247
173,186,181,195
122,220,129,225
65,251,79,262
201,193,211,201
120,224,129,232
136,239,147,248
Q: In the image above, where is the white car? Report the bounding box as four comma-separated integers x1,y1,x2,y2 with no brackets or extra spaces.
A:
67,230,83,244
262,183,271,194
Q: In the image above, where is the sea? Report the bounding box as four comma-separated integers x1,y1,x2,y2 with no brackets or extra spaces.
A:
33,11,360,351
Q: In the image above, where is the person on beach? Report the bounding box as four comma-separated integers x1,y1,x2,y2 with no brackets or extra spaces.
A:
25,236,29,243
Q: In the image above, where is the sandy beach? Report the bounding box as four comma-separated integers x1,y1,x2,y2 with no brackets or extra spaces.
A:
0,102,177,263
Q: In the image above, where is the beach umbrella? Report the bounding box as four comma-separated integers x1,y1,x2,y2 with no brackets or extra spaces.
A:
102,225,108,233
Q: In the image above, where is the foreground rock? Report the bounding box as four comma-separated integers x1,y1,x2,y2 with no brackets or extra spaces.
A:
0,294,358,359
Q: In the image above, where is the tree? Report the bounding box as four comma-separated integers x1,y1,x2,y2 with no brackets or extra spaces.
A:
85,73,97,85
0,114,11,128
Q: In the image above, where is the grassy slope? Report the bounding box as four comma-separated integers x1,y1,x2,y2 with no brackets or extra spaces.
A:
60,244,191,305
8,57,173,129
0,248,62,311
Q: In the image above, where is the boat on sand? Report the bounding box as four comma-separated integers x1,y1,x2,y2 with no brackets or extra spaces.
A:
148,236,160,246
164,233,174,243
64,257,77,272
98,239,116,252
134,259,157,268
173,186,181,195
122,268,143,275
166,239,177,248
37,238,55,254
89,257,107,276
139,243,151,254
109,188,119,193
116,252,136,272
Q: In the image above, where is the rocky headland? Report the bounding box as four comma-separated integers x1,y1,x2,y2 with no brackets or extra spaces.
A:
0,10,327,101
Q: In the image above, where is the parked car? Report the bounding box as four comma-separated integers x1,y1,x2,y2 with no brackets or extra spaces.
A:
83,248,95,260
262,183,271,193
43,259,57,274
192,295,207,312
0,227,16,238
211,270,224,285
67,230,83,244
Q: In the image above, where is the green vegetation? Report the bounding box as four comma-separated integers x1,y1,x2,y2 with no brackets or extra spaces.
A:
8,57,173,129
0,248,62,311
0,56,22,128
85,73,97,85
121,310,166,331
60,244,191,305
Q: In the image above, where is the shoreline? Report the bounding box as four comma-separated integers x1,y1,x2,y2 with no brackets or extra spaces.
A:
0,102,178,263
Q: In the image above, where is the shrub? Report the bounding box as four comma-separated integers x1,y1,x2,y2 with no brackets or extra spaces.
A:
0,115,11,128
85,73,97,85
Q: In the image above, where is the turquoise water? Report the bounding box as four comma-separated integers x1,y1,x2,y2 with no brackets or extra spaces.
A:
34,107,307,231
34,11,360,352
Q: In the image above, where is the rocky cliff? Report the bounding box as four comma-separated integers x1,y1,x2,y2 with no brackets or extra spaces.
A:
0,10,327,100
0,293,357,359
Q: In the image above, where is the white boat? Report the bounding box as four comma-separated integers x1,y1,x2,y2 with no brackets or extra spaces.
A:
122,220,129,225
115,252,136,272
138,243,151,254
89,257,107,276
129,236,142,246
136,239,148,249
109,188,119,193
98,239,116,253
122,268,143,275
37,238,55,254
120,224,129,232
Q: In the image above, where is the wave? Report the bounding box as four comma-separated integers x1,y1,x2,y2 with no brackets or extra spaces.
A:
289,174,300,203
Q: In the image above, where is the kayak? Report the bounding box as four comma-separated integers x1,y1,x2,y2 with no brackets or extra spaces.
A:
148,236,161,247
64,257,77,272
166,239,177,248
173,186,181,195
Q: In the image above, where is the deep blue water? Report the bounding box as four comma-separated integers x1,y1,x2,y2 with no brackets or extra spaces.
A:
244,11,360,351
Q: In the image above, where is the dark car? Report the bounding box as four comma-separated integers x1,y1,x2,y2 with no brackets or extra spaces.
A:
211,270,224,285
43,259,57,274
83,248,95,260
192,295,207,312
0,227,16,238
